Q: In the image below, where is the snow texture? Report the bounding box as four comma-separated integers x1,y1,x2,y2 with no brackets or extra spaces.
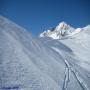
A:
0,16,90,90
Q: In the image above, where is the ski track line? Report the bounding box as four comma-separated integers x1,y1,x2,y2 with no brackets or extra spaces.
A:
52,47,89,90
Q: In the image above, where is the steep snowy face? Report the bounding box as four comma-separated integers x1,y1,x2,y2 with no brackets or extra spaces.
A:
55,21,70,31
40,22,82,39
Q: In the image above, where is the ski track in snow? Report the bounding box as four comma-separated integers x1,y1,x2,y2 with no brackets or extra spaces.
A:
52,47,89,90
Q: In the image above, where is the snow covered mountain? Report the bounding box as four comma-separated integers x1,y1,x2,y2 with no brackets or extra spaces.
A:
40,22,82,39
0,16,90,90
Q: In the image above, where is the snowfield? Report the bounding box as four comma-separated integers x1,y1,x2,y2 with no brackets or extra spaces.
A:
0,16,90,90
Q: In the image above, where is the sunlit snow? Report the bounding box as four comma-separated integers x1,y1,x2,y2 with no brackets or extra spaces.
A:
0,16,90,90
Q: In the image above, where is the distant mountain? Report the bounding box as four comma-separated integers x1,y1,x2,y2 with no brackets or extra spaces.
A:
0,16,90,90
40,22,84,39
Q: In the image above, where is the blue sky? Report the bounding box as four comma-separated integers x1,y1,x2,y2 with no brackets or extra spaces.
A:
0,0,90,35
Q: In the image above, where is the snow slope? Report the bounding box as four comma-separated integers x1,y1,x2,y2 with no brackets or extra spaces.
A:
0,16,90,90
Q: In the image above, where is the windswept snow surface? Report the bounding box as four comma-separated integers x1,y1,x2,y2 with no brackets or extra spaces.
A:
0,16,90,90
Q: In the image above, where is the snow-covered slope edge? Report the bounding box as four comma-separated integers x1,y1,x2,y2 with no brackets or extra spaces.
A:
0,16,90,90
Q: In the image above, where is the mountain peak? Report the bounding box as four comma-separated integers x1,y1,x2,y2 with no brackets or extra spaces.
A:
58,21,68,26
40,22,76,39
55,21,70,31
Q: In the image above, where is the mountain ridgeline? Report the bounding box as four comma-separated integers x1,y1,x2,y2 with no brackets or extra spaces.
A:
40,22,83,39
